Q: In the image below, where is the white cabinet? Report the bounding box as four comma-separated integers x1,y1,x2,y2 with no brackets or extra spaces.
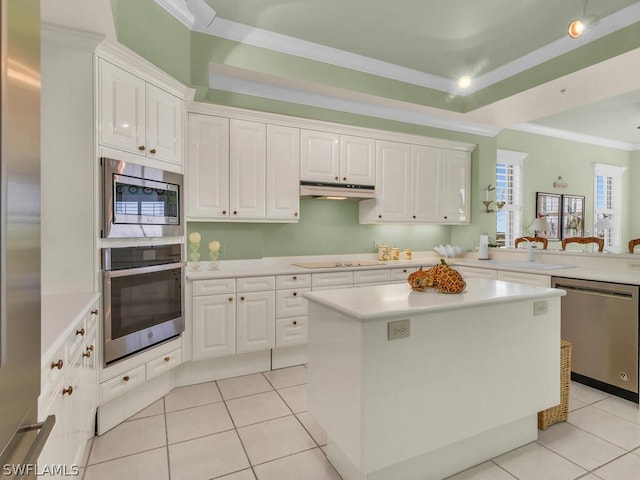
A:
99,60,183,166
187,114,230,218
300,130,375,186
187,115,299,221
353,269,390,286
311,271,354,290
359,141,470,224
237,289,276,354
275,273,311,348
192,279,236,360
390,267,412,284
39,301,100,470
497,271,550,287
455,266,498,280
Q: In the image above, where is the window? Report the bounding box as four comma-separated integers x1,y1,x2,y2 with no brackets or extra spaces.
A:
496,150,526,248
593,163,625,253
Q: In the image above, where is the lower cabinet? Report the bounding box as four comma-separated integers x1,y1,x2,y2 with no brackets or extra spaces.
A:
38,299,100,470
236,290,276,353
497,270,550,287
455,266,498,280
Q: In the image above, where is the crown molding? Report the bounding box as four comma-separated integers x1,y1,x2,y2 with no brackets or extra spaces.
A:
512,123,640,151
208,71,500,138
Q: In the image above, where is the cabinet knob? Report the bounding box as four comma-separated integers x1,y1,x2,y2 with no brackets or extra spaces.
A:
293,292,297,296
123,375,130,382
403,269,407,273
233,211,237,215
378,215,382,219
240,296,245,301
443,216,448,219
228,297,233,302
334,176,339,181
91,309,99,316
86,345,94,352
76,328,85,336
164,356,171,362
149,148,156,154
292,320,297,326
83,350,91,358
412,215,416,219
62,386,73,396
292,276,297,280
342,177,347,181
138,145,146,151
222,210,227,215
50,359,63,370
294,212,298,217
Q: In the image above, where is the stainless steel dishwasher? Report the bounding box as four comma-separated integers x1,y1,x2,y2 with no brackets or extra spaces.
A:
552,277,639,403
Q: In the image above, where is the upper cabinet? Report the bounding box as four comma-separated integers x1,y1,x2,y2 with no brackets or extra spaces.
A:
359,141,471,224
300,130,375,186
187,113,300,222
99,60,183,166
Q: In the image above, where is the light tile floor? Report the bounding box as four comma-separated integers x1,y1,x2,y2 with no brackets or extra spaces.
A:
80,367,640,480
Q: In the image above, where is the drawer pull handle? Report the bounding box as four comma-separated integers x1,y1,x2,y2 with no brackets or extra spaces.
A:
91,309,99,315
51,359,63,370
293,292,297,296
240,296,245,301
292,320,297,325
86,345,94,352
62,386,73,396
164,357,171,362
123,375,130,382
222,210,227,215
233,210,237,215
149,148,156,154
228,297,233,302
83,350,91,358
292,276,297,280
76,328,85,336
294,212,298,217
138,145,146,151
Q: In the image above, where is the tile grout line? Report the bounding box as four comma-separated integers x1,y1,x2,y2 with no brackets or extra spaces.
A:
215,379,259,480
163,396,172,480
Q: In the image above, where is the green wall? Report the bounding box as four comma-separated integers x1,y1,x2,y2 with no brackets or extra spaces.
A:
111,0,639,259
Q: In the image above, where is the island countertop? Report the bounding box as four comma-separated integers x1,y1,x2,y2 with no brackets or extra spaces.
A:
303,277,565,321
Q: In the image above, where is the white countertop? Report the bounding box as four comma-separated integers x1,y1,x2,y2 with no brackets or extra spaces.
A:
41,291,100,366
303,278,565,321
185,252,640,286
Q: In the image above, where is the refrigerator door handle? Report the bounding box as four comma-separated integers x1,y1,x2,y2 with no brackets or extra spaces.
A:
0,415,55,479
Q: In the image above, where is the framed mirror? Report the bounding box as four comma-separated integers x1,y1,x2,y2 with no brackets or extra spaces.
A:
561,195,585,239
535,192,561,241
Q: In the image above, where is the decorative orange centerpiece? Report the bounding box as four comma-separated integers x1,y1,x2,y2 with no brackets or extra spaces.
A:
407,259,466,294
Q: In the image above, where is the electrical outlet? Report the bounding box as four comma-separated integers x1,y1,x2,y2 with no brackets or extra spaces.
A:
626,260,640,271
388,319,410,340
533,300,548,316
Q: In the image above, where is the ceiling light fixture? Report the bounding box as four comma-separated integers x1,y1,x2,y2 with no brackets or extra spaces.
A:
457,75,472,90
568,19,584,38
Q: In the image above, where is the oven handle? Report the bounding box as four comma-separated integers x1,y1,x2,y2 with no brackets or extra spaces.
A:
104,261,186,278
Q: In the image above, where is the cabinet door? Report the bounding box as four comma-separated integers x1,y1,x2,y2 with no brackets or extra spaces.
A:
99,60,146,154
82,328,98,441
37,386,67,471
300,129,340,183
236,291,275,353
411,145,442,222
374,140,412,222
187,114,230,218
147,84,183,165
66,349,85,466
266,124,300,220
441,149,470,223
340,135,375,185
192,295,236,360
229,119,266,219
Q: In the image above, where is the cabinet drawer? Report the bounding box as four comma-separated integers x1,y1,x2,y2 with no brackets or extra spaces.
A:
390,267,412,282
275,316,308,348
276,273,311,289
86,304,100,331
497,271,550,287
354,269,390,284
276,288,310,318
100,365,146,404
67,322,88,363
237,276,276,292
193,278,236,296
312,271,354,288
146,348,182,381
456,266,498,280
41,343,66,408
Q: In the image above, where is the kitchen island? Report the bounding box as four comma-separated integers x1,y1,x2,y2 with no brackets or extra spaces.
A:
305,278,566,480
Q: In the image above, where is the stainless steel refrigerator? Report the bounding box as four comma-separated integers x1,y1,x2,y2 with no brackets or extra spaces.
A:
0,0,51,475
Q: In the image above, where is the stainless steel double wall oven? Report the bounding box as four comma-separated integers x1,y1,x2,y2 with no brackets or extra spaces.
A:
101,158,185,365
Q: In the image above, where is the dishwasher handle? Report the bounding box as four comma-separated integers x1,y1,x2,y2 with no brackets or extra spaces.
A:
555,284,635,300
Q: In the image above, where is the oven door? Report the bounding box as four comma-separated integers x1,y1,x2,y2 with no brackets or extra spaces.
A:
103,262,186,365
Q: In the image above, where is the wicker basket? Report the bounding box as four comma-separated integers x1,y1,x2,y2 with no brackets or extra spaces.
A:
538,340,572,430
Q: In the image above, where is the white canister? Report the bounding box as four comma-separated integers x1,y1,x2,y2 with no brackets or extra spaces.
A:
478,234,489,260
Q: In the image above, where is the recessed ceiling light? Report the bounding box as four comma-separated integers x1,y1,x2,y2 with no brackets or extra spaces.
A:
457,75,472,89
568,20,584,38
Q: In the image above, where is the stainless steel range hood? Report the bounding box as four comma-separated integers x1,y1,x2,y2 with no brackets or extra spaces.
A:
299,181,375,200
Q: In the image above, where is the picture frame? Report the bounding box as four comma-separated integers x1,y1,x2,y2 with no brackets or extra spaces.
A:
535,192,561,241
561,194,585,239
